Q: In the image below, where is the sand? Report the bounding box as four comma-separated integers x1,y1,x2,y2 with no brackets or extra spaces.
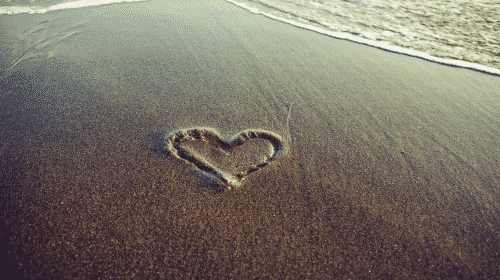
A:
1,0,500,278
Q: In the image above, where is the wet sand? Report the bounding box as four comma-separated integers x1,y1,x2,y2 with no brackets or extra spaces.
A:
1,0,500,278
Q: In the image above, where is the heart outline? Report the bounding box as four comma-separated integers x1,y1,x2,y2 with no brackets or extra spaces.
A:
165,127,284,189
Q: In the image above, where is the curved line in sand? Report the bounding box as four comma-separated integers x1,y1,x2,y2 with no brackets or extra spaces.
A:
286,98,297,149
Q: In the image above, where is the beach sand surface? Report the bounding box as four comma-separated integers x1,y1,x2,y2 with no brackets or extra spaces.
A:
1,0,500,278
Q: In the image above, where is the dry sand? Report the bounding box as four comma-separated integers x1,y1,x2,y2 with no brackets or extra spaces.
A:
1,0,500,278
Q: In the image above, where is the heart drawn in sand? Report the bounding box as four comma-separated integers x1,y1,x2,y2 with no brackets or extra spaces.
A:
165,128,284,190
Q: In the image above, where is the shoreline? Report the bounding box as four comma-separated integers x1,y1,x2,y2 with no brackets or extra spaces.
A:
2,0,499,76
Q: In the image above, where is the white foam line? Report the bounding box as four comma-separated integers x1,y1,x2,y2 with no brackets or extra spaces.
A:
226,0,500,77
0,0,146,15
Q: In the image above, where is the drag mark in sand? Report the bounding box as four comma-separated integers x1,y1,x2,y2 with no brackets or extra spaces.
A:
0,18,88,79
164,128,284,190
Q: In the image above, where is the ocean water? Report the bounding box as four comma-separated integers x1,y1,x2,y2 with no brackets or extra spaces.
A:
226,0,500,75
1,0,499,75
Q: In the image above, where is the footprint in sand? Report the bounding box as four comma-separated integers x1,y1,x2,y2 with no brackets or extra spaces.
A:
164,127,284,190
